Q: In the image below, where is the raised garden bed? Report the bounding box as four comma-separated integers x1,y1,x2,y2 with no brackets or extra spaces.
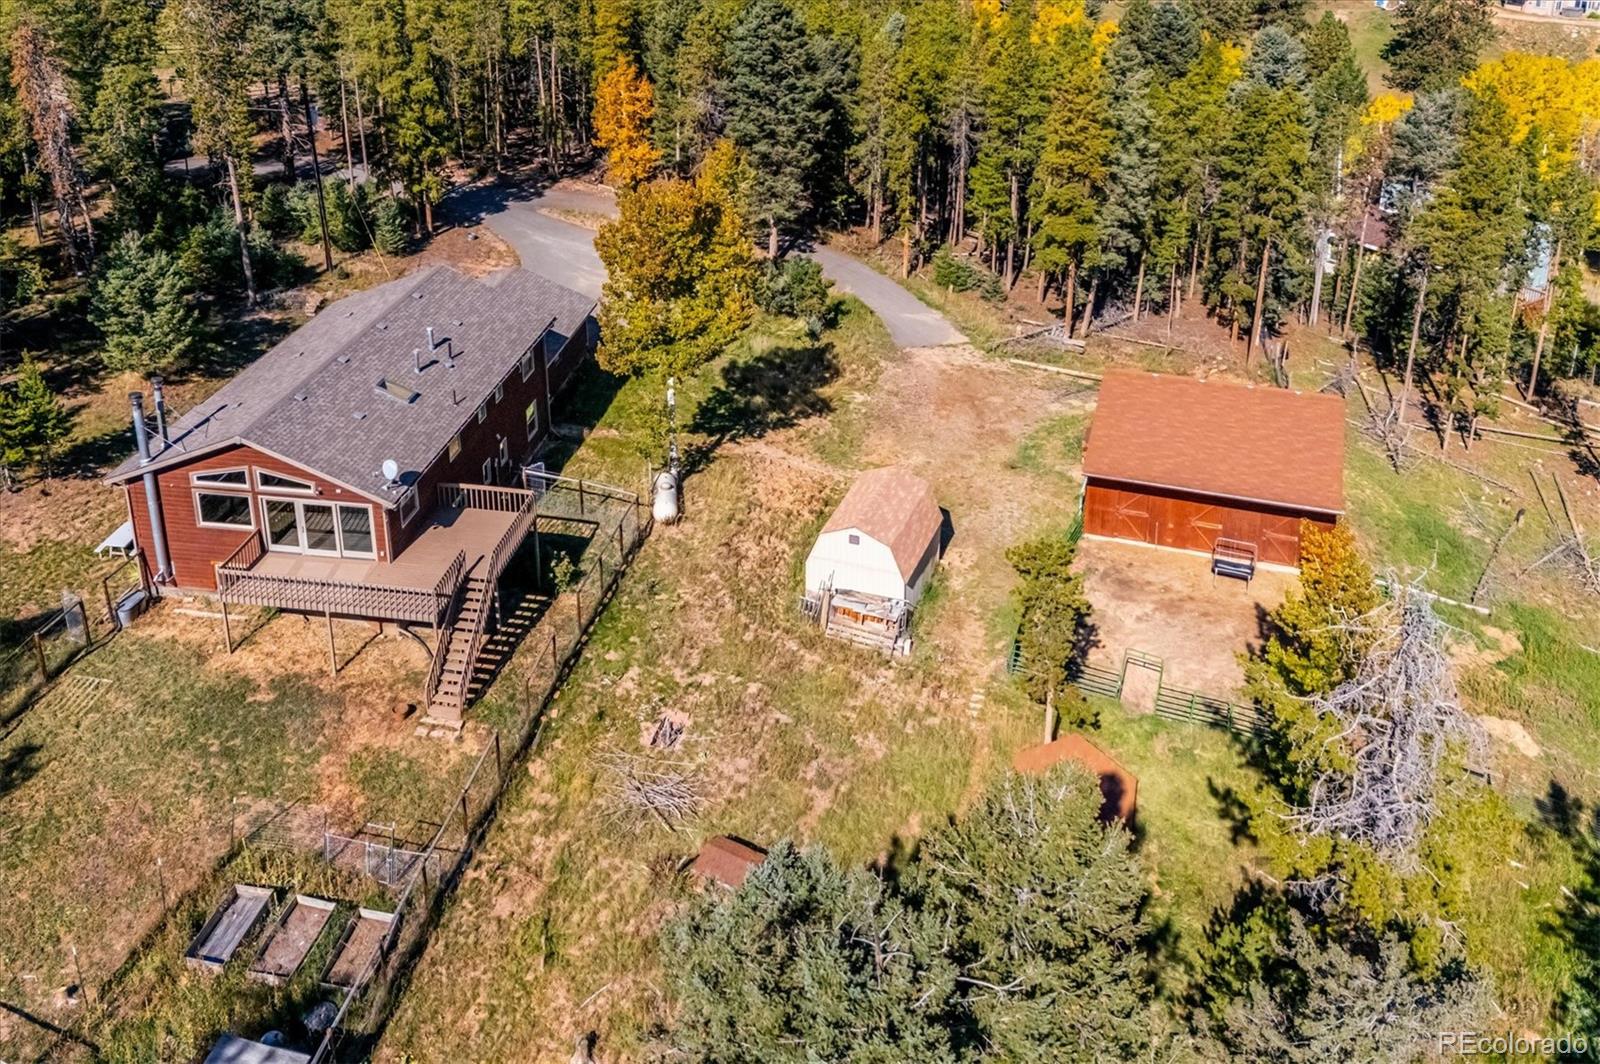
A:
185,884,274,974
321,907,394,990
248,894,337,986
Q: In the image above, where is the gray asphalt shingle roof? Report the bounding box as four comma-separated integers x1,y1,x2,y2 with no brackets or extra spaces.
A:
108,267,595,507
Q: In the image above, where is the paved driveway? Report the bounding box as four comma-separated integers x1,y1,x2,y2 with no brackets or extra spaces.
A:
445,179,966,348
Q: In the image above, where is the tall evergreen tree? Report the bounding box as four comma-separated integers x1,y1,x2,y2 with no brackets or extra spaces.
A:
1383,0,1495,93
723,0,835,257
91,232,201,375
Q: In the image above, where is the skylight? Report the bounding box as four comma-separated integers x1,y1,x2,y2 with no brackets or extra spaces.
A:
375,378,421,404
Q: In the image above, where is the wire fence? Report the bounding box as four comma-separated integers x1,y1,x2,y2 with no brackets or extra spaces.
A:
305,481,652,1061
1,553,147,724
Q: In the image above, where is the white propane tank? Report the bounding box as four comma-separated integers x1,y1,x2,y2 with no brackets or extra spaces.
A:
653,470,681,524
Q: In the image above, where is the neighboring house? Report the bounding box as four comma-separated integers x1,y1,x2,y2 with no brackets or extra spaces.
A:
1081,371,1345,573
105,265,596,721
1502,1,1600,16
803,467,942,655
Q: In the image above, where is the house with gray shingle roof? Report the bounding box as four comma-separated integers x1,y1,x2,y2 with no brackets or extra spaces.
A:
107,265,599,719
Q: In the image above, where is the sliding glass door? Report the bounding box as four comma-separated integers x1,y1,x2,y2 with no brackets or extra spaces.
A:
260,498,374,558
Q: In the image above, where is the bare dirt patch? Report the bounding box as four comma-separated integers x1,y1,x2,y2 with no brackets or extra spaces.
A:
1077,536,1296,697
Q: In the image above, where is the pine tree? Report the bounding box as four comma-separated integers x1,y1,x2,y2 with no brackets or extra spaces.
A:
373,195,409,255
164,0,258,303
1,357,70,480
660,841,961,1062
593,55,660,187
91,231,201,375
1219,913,1489,1061
1007,533,1094,728
1383,0,1495,93
723,0,834,257
909,765,1153,1062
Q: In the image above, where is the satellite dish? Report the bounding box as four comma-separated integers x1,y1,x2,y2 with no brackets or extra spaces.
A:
381,458,400,484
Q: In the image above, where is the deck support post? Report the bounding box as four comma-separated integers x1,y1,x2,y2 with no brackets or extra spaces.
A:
325,608,337,676
220,597,234,654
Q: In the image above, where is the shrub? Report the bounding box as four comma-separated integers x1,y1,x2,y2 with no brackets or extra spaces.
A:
757,257,831,335
373,195,409,256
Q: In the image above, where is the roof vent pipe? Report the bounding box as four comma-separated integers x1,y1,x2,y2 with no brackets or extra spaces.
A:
149,376,169,446
426,325,436,349
444,339,455,369
129,392,173,583
413,347,422,374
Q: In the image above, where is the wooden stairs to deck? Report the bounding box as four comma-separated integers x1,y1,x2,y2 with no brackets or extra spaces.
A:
426,569,492,722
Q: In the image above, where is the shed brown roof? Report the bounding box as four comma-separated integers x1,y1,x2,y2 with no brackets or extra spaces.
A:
1083,371,1345,514
822,468,942,582
689,836,767,889
1013,734,1138,824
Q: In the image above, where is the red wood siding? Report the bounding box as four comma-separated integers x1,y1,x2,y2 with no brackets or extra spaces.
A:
125,445,391,591
387,327,586,557
1083,478,1336,567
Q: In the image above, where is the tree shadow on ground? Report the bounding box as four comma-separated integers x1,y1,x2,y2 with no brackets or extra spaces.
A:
0,740,42,799
686,341,838,466
1535,781,1600,1049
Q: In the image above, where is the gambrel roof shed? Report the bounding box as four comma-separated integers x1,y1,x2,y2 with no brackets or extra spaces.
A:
821,467,942,583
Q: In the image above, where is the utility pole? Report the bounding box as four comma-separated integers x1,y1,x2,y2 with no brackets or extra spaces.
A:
300,70,334,272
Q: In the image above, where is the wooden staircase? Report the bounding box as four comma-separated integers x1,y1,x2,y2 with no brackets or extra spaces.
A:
425,566,492,723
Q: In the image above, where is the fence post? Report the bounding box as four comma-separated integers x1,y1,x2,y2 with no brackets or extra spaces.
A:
549,630,558,676
579,480,586,516
103,577,118,633
616,522,625,560
574,586,583,636
494,731,504,787
460,792,471,844
31,631,48,681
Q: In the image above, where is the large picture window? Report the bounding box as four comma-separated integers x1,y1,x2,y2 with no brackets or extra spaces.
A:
195,491,253,528
261,497,375,557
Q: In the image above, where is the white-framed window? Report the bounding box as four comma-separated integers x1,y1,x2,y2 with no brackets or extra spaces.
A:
448,435,462,461
497,436,509,466
336,503,376,557
398,489,419,526
256,469,316,493
195,491,254,529
476,401,488,424
520,349,536,381
493,382,504,404
191,468,248,486
481,456,494,484
525,400,539,441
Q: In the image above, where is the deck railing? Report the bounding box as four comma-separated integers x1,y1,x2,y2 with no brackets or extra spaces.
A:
422,552,471,708
217,530,455,626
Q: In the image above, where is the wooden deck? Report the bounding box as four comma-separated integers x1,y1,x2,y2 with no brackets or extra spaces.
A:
251,505,517,591
218,502,519,626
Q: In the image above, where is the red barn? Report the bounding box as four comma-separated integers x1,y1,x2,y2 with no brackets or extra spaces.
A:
1081,371,1344,569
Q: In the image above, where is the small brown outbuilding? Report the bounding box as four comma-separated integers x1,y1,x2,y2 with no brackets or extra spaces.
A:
1013,734,1138,825
689,836,767,889
1081,371,1345,568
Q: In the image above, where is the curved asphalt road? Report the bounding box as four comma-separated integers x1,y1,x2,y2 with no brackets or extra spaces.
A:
446,180,966,349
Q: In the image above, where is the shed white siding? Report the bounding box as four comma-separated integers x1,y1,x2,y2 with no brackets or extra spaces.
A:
806,527,933,604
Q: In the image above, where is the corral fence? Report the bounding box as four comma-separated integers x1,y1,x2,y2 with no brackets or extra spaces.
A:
1,552,148,722
1008,642,1265,738
304,480,652,1062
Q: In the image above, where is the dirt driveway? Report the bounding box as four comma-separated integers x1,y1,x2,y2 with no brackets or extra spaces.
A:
1077,536,1295,698
852,344,1095,676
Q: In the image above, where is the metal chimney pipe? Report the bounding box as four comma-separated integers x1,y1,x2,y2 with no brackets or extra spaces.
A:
150,375,169,445
130,392,173,583
413,347,422,374
426,325,436,350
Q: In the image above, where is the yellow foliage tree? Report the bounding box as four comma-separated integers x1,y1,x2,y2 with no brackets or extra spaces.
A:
594,57,661,189
1466,53,1600,176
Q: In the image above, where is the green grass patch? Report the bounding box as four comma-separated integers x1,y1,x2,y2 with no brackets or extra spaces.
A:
1009,411,1087,480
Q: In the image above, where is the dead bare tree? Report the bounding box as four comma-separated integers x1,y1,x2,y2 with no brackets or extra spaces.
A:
1524,472,1600,594
10,22,93,270
1287,580,1485,876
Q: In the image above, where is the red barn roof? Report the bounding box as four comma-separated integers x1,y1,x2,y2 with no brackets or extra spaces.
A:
1083,371,1345,515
